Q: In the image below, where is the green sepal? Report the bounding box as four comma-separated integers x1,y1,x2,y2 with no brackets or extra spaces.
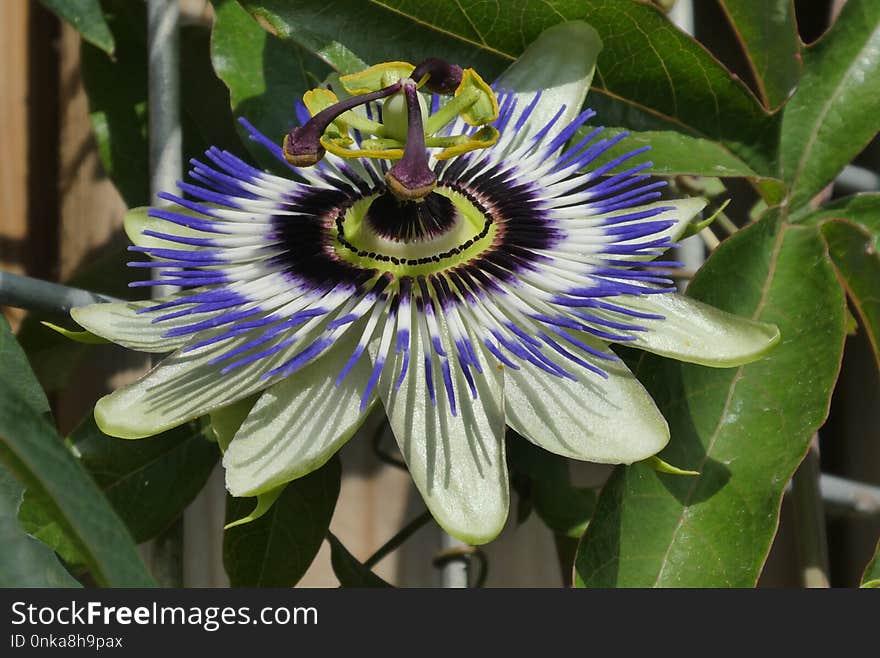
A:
224,484,286,530
680,199,731,239
41,322,109,345
641,455,700,476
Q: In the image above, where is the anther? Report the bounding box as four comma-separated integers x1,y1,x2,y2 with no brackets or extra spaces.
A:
412,58,463,94
283,82,403,167
386,79,437,201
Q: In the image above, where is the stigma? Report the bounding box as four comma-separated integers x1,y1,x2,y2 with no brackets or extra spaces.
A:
282,58,500,202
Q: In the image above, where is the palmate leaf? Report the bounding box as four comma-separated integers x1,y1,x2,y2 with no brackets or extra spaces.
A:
233,0,780,188
780,0,880,211
804,194,880,366
575,215,846,587
717,0,801,110
210,0,336,171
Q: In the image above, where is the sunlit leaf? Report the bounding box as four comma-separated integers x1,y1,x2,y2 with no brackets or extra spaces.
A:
575,216,846,587
241,0,779,176
717,0,801,110
780,0,880,210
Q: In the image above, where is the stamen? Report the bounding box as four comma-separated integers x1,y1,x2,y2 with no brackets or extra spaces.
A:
385,79,437,201
411,57,463,94
283,82,402,167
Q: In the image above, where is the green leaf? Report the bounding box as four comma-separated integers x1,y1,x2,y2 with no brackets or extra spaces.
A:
82,0,245,206
507,435,595,539
223,457,341,587
862,537,880,587
802,194,880,364
210,0,334,170
1,315,50,415
780,0,880,210
73,415,219,542
40,322,108,344
586,128,763,180
575,216,846,587
16,491,85,567
0,314,80,587
819,219,880,367
717,0,801,110
19,416,219,560
802,193,880,234
0,385,154,586
40,0,115,54
0,467,80,587
327,533,391,587
242,0,779,176
641,456,699,477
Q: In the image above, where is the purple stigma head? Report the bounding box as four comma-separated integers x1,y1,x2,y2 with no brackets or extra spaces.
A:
385,80,437,201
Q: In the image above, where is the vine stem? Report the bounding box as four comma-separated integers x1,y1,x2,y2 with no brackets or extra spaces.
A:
791,437,831,587
0,271,119,314
364,510,433,570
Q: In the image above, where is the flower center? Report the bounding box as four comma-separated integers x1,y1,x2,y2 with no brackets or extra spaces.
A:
333,187,497,277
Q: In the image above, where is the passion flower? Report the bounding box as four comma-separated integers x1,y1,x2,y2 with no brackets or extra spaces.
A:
72,22,779,544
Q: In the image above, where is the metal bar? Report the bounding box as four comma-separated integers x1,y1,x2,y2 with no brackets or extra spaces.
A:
146,0,184,588
0,270,119,314
818,473,880,516
668,1,703,297
439,532,470,588
834,164,880,195
147,0,182,209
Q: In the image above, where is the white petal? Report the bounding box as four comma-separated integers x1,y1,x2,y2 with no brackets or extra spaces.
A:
505,345,669,464
224,330,375,497
496,21,602,143
94,320,331,439
72,301,190,353
613,293,781,367
602,198,707,260
124,206,210,250
373,316,509,545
